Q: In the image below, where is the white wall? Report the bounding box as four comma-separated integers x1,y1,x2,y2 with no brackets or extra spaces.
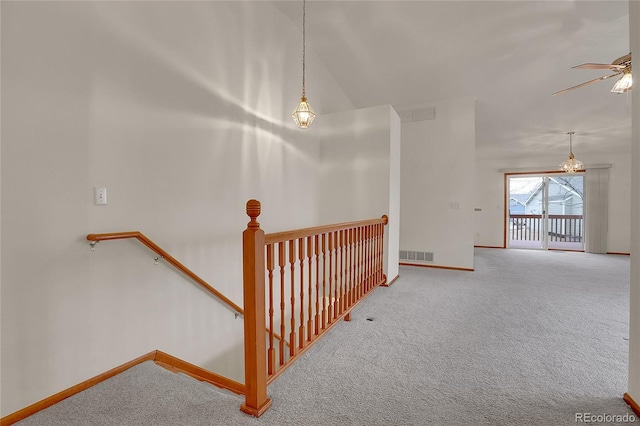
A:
474,153,631,253
628,0,640,405
0,1,354,415
317,105,401,281
399,98,476,270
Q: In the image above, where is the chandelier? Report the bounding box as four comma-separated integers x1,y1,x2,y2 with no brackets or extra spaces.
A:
559,132,584,173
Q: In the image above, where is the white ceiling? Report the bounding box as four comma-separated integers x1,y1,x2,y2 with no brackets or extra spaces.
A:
273,1,632,165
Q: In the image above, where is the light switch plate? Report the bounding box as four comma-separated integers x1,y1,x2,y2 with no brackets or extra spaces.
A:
94,187,107,205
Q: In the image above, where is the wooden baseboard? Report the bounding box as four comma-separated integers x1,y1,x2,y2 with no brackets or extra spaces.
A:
624,393,640,417
154,350,245,395
0,351,157,426
380,274,399,287
474,245,505,249
399,262,474,272
608,252,631,256
0,350,245,425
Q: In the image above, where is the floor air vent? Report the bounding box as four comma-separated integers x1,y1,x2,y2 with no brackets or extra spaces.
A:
399,250,434,262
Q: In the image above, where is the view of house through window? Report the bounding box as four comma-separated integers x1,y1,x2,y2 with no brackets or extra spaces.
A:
508,174,584,250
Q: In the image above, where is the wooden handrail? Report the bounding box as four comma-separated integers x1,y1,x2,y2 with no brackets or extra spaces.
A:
265,216,388,245
86,231,244,316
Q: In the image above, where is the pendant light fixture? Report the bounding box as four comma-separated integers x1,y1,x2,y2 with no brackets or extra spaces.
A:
291,0,316,129
559,132,584,173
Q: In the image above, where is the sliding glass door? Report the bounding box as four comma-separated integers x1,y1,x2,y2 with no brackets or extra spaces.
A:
507,174,584,250
546,175,584,250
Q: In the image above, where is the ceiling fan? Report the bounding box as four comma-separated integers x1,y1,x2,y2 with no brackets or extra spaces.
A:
552,53,632,96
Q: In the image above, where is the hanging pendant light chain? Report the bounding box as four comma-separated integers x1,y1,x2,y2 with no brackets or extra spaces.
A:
302,0,306,98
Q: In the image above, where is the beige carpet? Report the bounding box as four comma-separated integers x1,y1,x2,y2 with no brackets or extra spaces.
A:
18,248,636,425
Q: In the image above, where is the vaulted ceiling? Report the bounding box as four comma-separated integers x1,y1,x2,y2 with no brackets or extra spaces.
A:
273,1,632,166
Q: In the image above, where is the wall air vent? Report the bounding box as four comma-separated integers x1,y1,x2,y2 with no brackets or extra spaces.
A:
399,250,434,262
397,107,436,123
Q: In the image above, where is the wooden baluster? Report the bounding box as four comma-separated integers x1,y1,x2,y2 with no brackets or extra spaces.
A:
289,239,296,357
346,228,356,306
340,229,350,312
361,226,366,293
336,230,345,314
241,200,272,417
298,238,305,349
332,231,341,319
352,228,358,301
351,228,360,303
379,223,383,283
266,244,275,376
351,227,356,305
342,229,350,321
363,226,367,292
369,225,376,289
336,230,343,316
278,242,285,367
375,224,384,285
328,232,334,323
373,224,379,284
366,225,373,290
322,234,327,329
314,235,320,336
307,235,313,342
357,226,362,297
342,229,353,311
343,228,349,309
349,228,360,303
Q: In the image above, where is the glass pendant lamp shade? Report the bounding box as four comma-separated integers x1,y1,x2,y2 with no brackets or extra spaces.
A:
292,96,316,128
559,152,585,173
559,132,584,173
611,71,633,94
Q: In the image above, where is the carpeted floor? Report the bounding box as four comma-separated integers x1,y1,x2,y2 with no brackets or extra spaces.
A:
17,248,637,425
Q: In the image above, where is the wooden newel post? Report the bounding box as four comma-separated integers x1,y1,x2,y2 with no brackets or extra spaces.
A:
240,200,272,417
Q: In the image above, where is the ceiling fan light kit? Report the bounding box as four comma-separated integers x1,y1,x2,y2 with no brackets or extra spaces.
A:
559,132,584,174
552,53,632,96
611,71,633,94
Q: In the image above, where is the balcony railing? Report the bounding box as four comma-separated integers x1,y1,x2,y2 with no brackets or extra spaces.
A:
509,214,583,242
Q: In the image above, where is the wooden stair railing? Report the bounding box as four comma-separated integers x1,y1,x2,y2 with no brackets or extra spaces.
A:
86,231,243,316
241,199,388,417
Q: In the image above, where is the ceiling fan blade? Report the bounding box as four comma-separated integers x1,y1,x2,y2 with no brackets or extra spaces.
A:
572,63,626,70
552,72,622,96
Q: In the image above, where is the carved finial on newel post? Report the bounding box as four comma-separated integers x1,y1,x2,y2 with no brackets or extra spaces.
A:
246,199,261,229
241,199,272,417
